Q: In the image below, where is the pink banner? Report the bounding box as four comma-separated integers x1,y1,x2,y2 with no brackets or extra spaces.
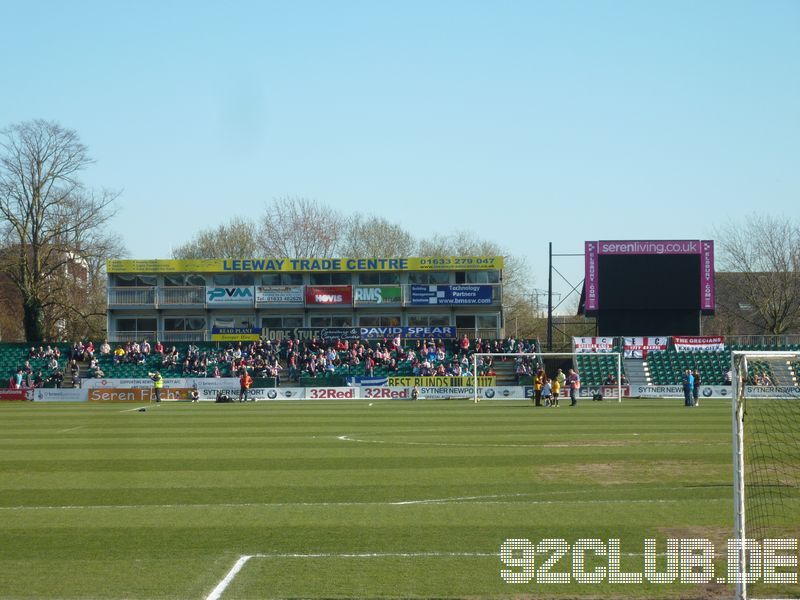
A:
701,240,715,311
597,240,703,255
585,241,599,312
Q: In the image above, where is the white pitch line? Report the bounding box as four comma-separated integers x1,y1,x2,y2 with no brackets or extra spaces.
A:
206,554,252,600
118,406,149,413
0,497,728,512
207,548,672,598
56,426,86,433
335,434,726,448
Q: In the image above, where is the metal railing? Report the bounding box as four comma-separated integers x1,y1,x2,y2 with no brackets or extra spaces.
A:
107,284,504,308
108,287,155,306
158,287,205,305
111,331,157,343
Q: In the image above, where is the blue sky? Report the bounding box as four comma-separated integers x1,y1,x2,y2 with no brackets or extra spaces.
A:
1,0,798,305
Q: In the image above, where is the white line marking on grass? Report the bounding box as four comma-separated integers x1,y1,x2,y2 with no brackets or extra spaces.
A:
206,554,253,600
56,426,86,433
0,497,728,511
119,406,149,413
208,548,672,598
336,434,726,448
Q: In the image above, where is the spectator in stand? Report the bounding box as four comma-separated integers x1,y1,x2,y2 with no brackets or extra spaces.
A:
49,369,64,389
364,354,375,377
154,340,164,355
13,369,23,389
33,371,44,388
604,373,617,385
48,356,59,371
141,340,151,356
113,346,125,364
99,340,111,355
459,334,470,357
84,341,95,361
724,369,733,385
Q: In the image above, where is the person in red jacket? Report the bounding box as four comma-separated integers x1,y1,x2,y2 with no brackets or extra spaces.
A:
239,370,253,402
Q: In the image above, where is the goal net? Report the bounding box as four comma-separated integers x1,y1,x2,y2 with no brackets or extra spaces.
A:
470,352,622,403
732,350,800,600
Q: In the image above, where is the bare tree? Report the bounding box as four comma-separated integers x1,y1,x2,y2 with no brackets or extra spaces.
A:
173,216,258,259
0,120,120,341
715,215,800,334
417,230,534,337
337,215,416,257
258,197,344,257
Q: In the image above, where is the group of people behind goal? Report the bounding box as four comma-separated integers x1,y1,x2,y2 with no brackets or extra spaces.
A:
532,368,581,407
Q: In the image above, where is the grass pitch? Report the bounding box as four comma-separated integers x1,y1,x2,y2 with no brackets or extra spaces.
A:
0,398,793,599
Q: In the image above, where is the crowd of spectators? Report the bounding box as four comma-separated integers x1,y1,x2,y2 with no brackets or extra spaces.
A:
7,335,544,389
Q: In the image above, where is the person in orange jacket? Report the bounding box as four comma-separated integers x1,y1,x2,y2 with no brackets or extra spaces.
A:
239,370,253,402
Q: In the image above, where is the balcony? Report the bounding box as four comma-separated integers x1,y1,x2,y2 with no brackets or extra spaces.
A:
107,284,503,308
108,287,155,306
159,286,205,306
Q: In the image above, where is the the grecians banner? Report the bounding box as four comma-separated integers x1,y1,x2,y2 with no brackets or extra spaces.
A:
672,336,725,352
623,336,669,358
573,337,614,353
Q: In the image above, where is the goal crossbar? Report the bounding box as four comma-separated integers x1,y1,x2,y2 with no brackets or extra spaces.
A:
471,352,622,403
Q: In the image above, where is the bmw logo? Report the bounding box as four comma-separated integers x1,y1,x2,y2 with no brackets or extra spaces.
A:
267,390,278,399
703,388,713,397
485,389,495,398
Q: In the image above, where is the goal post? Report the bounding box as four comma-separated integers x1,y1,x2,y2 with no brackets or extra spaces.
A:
731,350,800,600
471,352,622,403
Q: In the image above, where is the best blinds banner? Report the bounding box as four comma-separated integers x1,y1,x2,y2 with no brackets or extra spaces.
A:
409,285,493,305
573,337,615,353
672,336,726,352
584,240,715,312
623,336,669,358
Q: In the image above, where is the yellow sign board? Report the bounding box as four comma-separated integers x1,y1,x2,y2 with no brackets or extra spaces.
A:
388,376,496,387
107,256,503,273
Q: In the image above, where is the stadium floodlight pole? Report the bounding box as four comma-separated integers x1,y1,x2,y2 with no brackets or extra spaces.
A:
548,242,553,351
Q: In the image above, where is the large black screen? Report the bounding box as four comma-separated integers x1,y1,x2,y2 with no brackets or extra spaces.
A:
598,254,701,310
